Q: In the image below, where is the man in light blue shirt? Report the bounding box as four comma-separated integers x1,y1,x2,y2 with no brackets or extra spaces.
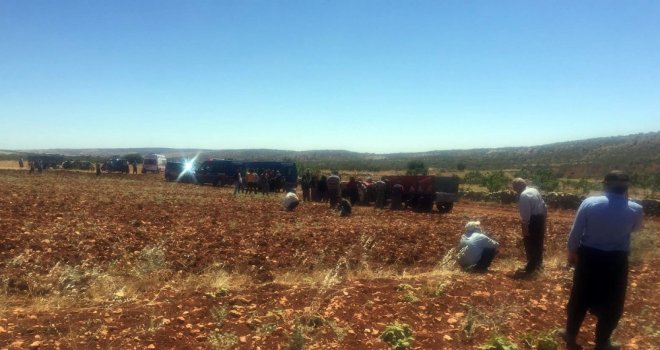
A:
563,171,644,350
457,221,499,272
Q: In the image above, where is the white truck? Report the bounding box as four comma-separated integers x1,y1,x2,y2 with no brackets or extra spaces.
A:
142,154,167,173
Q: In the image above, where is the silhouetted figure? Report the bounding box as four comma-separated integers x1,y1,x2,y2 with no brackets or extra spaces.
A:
390,183,404,210
337,197,352,217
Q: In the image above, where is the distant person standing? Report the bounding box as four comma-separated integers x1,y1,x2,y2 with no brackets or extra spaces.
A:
326,172,341,208
245,170,256,194
310,175,319,201
260,171,270,196
562,171,644,350
18,157,24,168
512,178,547,276
345,177,359,205
95,162,101,176
390,182,404,210
318,175,328,202
374,178,386,209
132,161,138,174
233,170,242,196
301,170,311,201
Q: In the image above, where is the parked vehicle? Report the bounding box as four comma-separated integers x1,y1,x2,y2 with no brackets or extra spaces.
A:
243,161,298,192
195,159,244,186
62,160,94,171
164,161,196,183
101,157,130,174
27,154,64,169
142,154,167,173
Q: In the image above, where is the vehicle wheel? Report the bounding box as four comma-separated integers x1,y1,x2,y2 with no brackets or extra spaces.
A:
213,179,221,187
436,202,454,213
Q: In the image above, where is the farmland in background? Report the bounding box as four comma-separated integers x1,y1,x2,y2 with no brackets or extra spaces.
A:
0,169,657,349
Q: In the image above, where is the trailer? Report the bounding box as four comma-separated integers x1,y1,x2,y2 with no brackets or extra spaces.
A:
363,175,459,213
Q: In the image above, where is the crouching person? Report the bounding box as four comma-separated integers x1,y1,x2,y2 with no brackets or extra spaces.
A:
337,197,352,217
457,221,499,272
282,191,300,211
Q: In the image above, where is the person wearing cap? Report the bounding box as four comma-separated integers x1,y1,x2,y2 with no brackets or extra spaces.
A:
512,177,548,275
282,191,300,211
562,171,644,350
456,221,499,272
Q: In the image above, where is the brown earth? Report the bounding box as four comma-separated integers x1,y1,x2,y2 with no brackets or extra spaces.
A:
0,169,657,350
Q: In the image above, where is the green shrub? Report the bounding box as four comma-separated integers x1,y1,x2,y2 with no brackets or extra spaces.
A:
480,335,519,350
483,171,511,192
380,322,414,350
287,324,305,350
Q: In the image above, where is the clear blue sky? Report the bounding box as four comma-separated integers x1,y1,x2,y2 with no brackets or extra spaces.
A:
1,1,659,153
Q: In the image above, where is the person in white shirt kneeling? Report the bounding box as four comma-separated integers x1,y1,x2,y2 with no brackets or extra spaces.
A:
282,191,300,211
457,221,499,272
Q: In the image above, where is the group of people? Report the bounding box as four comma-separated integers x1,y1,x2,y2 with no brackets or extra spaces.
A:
282,171,353,217
233,169,287,196
299,171,343,205
456,171,644,350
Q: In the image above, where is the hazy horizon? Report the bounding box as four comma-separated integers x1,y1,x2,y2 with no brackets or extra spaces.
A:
2,1,659,152
4,130,658,156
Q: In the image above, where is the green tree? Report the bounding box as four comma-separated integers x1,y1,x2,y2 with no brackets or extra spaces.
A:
483,171,511,192
516,166,559,192
463,170,484,185
406,160,428,175
123,153,144,164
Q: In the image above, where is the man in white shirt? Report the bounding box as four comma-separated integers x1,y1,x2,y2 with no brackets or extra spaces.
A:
512,178,548,275
282,191,300,211
457,221,499,272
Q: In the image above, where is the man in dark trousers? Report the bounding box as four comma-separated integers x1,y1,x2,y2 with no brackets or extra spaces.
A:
563,171,644,350
326,172,341,208
512,178,547,276
390,182,403,210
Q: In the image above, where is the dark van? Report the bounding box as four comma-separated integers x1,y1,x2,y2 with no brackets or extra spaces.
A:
243,161,298,191
164,161,196,183
195,159,243,186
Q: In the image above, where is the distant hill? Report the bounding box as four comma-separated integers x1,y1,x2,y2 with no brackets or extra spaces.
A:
3,131,659,177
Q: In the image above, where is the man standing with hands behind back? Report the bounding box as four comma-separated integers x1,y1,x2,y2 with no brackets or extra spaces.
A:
512,178,547,276
562,171,644,350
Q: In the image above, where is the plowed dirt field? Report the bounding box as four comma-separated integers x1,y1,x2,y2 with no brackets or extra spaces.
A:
0,170,657,349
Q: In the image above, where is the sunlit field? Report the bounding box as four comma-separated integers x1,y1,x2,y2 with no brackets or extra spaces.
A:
0,169,657,349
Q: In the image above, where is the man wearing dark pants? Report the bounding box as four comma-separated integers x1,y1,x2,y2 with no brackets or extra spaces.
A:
563,171,643,350
512,178,547,275
457,221,499,272
326,172,341,208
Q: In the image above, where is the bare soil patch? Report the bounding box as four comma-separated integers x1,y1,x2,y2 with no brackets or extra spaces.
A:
0,170,657,349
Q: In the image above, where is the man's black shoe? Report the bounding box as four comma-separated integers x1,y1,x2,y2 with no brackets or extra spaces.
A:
594,340,622,350
557,328,582,350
